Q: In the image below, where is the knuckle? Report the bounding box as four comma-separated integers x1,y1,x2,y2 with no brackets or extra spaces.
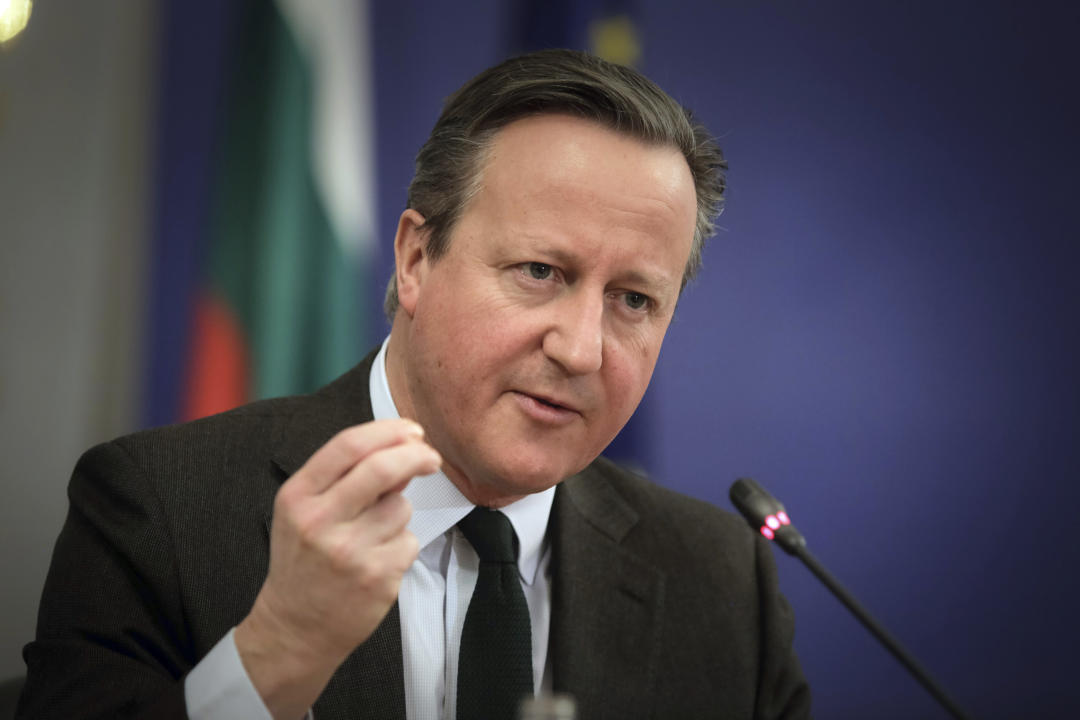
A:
325,533,356,572
401,531,420,560
337,430,366,459
364,452,398,485
394,495,414,523
353,555,385,589
380,492,411,522
334,426,371,460
274,481,300,511
364,492,411,532
292,502,329,543
386,533,419,576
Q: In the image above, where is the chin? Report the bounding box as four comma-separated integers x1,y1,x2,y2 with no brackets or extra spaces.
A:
444,427,603,502
479,448,586,497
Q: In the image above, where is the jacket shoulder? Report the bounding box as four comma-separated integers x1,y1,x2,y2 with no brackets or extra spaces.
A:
582,455,756,550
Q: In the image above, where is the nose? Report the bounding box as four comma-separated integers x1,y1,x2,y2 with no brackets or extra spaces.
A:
542,289,604,375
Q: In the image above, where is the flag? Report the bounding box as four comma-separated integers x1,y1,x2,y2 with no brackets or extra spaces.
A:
145,0,375,424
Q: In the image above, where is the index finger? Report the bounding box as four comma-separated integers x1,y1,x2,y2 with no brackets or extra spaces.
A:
295,419,427,495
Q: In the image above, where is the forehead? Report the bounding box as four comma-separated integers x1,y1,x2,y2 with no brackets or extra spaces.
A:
477,115,695,237
482,114,690,194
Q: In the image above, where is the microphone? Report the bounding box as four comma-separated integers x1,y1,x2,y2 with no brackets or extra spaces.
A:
730,478,972,720
728,477,806,555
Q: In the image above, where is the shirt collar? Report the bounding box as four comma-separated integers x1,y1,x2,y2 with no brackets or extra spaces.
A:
369,337,555,585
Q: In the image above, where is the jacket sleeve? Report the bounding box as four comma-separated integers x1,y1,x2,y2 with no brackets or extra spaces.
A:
17,441,194,720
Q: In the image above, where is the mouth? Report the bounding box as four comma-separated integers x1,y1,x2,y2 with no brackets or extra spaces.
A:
525,392,578,412
512,391,582,424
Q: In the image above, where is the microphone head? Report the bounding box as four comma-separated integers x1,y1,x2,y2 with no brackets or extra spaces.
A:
730,478,806,555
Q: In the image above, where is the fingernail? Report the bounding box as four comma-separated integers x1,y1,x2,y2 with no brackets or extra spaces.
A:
404,421,425,438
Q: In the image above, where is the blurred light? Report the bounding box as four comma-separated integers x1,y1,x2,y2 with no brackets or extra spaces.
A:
765,515,781,530
777,511,790,525
0,0,32,44
589,15,640,67
760,526,775,540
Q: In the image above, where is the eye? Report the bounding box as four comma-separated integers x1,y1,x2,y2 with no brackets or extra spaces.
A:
526,262,553,280
624,292,650,311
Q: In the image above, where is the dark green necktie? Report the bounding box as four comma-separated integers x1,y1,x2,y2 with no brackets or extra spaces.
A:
457,507,534,720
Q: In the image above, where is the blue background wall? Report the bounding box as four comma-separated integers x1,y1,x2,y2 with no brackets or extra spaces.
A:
366,2,1079,717
4,0,1076,713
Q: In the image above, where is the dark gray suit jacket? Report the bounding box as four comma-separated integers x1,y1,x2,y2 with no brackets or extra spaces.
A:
19,351,810,719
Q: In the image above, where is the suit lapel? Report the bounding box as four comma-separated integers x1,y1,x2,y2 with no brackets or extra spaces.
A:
261,348,407,718
268,349,380,482
549,467,666,719
312,603,406,720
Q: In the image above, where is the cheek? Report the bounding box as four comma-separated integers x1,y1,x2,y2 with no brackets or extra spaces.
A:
423,268,523,331
601,355,651,410
600,334,664,406
414,299,527,394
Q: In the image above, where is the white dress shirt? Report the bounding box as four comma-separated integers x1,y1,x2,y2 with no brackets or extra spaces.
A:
185,338,554,719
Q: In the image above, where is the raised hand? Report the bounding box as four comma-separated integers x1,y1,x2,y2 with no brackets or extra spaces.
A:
235,419,441,719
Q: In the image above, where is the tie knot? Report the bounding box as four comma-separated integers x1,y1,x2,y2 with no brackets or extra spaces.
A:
458,507,518,564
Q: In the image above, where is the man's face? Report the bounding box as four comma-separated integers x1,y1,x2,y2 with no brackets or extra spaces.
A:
391,114,697,506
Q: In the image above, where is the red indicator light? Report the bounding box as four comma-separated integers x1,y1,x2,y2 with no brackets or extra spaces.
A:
778,511,790,525
761,526,775,540
766,515,781,530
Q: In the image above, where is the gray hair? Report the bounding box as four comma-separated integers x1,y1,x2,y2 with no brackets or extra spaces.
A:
384,48,726,320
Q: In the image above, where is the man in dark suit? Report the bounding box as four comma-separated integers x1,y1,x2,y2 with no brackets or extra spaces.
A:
20,50,810,719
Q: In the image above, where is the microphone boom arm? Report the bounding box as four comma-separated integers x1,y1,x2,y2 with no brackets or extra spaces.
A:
729,478,972,720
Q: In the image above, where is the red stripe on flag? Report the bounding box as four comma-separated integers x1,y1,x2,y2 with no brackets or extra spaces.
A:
181,291,250,421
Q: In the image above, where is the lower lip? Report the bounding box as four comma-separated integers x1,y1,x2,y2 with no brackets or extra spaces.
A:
512,392,579,426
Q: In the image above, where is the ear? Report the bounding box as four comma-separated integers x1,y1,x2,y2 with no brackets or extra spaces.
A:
394,209,429,317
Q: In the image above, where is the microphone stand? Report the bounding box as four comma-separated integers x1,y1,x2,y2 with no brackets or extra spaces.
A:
791,543,971,720
730,477,972,720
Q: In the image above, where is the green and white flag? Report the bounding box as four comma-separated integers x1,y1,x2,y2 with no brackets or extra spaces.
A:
184,0,375,418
